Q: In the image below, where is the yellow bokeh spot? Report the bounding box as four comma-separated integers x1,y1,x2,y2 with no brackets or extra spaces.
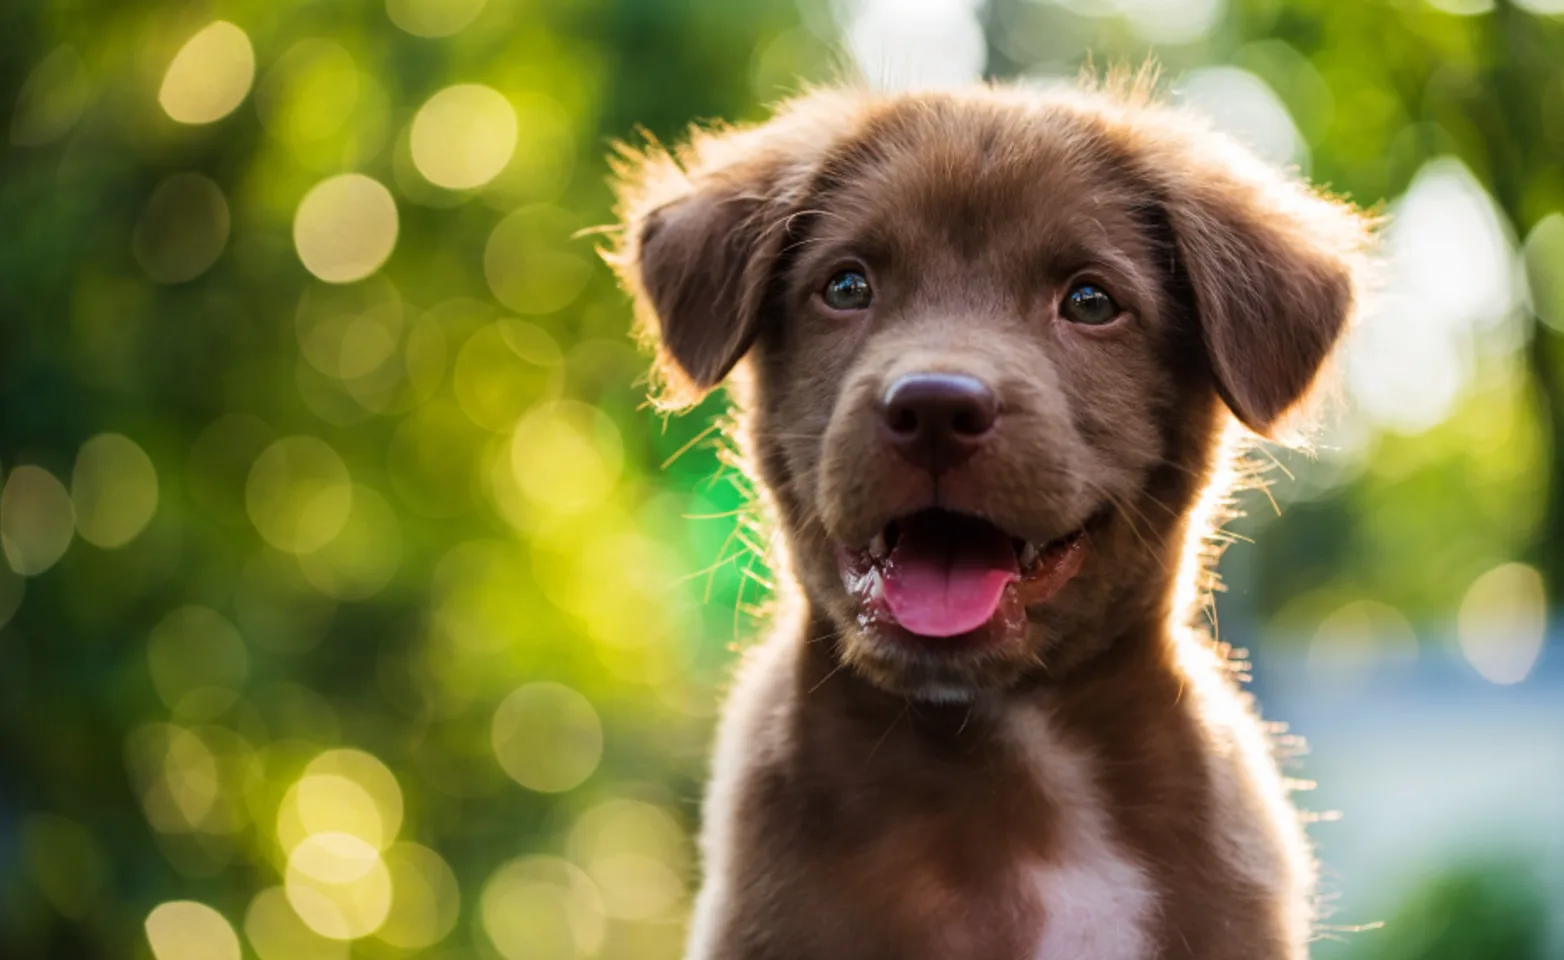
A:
377,843,461,949
158,22,255,125
145,900,242,960
453,320,563,431
297,485,402,600
387,0,490,37
257,40,359,147
244,886,348,960
133,173,230,284
481,857,604,960
72,433,159,548
491,682,603,793
147,606,248,719
567,799,689,920
1456,562,1546,685
509,401,624,516
411,84,518,190
245,436,354,554
278,775,385,854
307,749,404,842
293,174,399,284
1306,599,1418,685
1,464,74,576
285,833,393,940
483,206,592,315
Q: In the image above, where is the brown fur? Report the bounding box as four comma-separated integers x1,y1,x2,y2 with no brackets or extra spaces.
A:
608,78,1373,960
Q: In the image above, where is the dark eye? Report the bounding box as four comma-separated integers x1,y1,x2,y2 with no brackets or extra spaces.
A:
822,270,873,311
1061,284,1119,326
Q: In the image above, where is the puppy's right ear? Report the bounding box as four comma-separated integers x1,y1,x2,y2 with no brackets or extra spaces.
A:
608,94,860,406
630,179,777,394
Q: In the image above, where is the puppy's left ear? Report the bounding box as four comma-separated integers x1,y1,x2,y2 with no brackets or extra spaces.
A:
1158,137,1374,437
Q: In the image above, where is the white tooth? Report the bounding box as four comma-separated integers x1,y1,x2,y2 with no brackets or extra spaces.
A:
868,531,888,559
1019,542,1038,569
867,568,885,600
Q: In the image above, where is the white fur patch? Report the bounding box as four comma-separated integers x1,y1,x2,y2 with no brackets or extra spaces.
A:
1005,704,1156,960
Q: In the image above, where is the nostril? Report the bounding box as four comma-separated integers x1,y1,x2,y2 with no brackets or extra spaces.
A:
879,372,998,473
950,407,986,436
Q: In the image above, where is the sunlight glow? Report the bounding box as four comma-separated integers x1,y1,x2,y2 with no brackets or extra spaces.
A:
842,0,987,91
1175,67,1306,169
1347,157,1520,434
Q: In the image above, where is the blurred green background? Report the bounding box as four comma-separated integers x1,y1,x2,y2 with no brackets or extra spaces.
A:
2,0,1562,958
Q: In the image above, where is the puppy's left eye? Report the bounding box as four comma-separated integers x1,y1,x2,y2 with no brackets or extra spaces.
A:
1061,284,1119,326
822,270,873,311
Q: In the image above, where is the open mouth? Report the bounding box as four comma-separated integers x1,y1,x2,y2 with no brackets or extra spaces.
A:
836,509,1093,640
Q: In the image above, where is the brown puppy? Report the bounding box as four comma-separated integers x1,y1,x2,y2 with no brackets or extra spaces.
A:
609,78,1372,960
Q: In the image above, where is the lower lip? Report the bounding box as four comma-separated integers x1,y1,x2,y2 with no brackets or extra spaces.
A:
835,532,1089,647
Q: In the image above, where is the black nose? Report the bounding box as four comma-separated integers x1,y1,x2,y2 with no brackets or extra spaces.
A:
880,373,998,475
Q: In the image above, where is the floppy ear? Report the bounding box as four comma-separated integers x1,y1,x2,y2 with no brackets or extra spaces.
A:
608,93,861,406
1156,136,1373,437
630,179,778,392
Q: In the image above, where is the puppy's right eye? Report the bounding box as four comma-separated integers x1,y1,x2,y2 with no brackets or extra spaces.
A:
822,270,873,311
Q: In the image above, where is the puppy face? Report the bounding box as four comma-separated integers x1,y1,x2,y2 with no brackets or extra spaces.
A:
613,87,1368,699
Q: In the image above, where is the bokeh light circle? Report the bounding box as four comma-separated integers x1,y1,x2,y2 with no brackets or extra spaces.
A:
277,774,385,854
376,843,461,949
133,173,231,284
480,856,604,960
147,606,248,719
1456,563,1547,685
387,0,490,37
567,798,690,920
72,433,159,548
244,886,348,960
453,320,563,431
285,832,393,940
144,900,242,960
297,484,403,600
293,174,399,284
483,207,592,315
509,401,624,516
11,45,89,147
245,436,354,554
1,465,75,576
491,682,603,793
158,22,255,125
411,84,518,190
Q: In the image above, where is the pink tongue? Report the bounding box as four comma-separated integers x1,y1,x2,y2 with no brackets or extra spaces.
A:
882,512,1019,638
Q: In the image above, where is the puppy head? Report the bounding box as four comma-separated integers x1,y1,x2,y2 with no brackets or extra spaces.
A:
611,84,1372,700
